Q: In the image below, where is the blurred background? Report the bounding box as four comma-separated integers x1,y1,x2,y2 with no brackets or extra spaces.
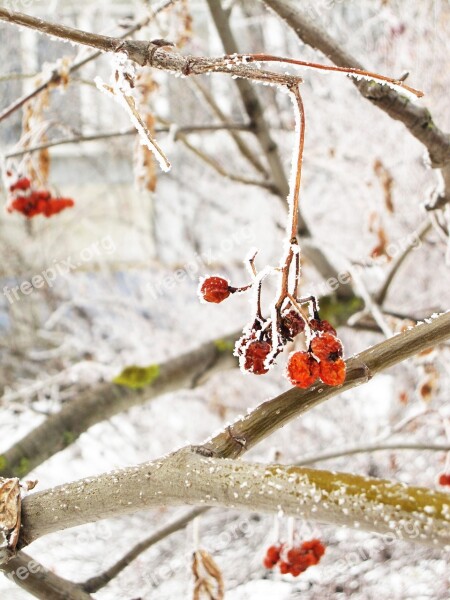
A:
0,1,449,598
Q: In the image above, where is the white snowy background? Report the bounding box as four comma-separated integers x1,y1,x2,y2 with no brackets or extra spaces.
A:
0,0,449,598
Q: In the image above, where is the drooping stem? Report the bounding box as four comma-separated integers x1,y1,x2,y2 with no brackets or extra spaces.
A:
275,84,305,311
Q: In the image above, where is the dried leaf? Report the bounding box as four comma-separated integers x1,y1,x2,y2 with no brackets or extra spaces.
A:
192,550,224,600
0,477,21,564
374,158,395,213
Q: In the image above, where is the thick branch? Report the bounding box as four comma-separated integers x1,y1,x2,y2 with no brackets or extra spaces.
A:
17,311,450,548
19,450,450,548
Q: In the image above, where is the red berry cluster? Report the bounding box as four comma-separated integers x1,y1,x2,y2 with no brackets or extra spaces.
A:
287,323,346,388
199,274,346,386
263,540,325,577
6,176,74,218
438,473,450,486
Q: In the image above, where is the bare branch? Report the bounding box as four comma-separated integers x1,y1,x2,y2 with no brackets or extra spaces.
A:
299,442,450,466
376,220,433,305
0,331,239,479
82,507,207,593
261,0,450,168
4,123,252,159
2,551,93,600
0,0,177,123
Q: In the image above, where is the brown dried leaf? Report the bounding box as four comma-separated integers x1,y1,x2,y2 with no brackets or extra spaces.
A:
192,550,224,600
373,158,395,213
0,477,21,563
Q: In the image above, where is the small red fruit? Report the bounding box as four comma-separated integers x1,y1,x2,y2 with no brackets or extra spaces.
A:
9,177,31,192
319,358,346,386
311,332,343,362
244,340,271,375
279,561,290,575
309,318,336,336
200,277,231,303
302,539,325,560
263,544,281,568
438,473,450,486
281,309,305,339
286,351,319,388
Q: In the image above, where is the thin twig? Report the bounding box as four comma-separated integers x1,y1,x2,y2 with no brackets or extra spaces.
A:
4,123,252,158
376,220,433,305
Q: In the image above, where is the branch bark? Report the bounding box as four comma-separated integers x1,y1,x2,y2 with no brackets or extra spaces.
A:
19,450,450,549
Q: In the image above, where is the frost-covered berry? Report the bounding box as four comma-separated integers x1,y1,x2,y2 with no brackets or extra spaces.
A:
310,332,343,362
309,318,336,336
244,340,271,375
438,473,450,486
200,276,231,303
319,358,346,386
281,309,305,339
286,351,319,388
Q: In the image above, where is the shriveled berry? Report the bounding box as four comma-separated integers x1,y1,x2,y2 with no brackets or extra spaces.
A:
438,473,450,486
286,351,319,388
311,332,343,362
309,318,336,336
244,340,271,375
200,276,231,303
281,309,305,339
319,358,346,386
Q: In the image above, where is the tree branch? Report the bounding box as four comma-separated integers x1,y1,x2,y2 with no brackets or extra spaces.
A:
0,0,177,123
82,507,207,593
261,0,450,168
0,331,239,479
15,311,450,549
18,450,450,549
4,123,252,159
2,550,93,600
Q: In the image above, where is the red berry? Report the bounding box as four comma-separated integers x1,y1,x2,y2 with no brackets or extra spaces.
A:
200,276,231,303
309,318,336,336
302,539,325,560
319,358,346,386
438,473,450,486
281,309,305,339
244,340,271,375
279,561,290,575
311,332,343,362
263,544,281,568
9,177,31,192
286,351,319,388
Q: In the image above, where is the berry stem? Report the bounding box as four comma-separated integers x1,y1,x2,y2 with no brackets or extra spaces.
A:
233,53,424,98
275,85,305,313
